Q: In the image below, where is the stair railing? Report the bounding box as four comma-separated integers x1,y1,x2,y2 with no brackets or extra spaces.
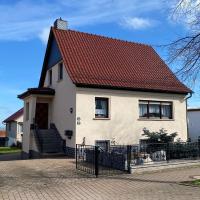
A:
50,123,66,152
30,122,42,153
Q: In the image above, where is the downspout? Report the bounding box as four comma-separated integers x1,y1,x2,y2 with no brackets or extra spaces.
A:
185,92,193,140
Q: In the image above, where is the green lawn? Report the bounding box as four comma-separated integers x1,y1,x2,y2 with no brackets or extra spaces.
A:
0,147,21,154
191,180,200,186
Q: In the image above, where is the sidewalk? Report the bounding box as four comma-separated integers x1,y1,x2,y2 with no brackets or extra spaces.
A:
0,158,199,200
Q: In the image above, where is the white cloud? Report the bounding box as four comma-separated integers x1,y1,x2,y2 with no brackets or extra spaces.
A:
169,0,200,31
38,27,50,44
0,0,166,43
120,17,156,30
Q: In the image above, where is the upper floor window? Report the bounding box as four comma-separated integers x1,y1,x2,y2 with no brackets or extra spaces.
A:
8,123,11,131
26,102,29,121
49,69,52,85
95,97,109,118
58,63,63,81
139,100,173,119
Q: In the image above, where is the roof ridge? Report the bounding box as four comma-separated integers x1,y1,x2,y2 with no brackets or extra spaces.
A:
51,27,151,48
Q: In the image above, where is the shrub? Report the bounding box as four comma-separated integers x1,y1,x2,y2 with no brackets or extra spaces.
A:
142,128,177,143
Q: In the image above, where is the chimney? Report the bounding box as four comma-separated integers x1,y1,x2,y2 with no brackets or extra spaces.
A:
54,18,68,30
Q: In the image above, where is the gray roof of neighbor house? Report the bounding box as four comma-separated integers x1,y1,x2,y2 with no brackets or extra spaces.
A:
39,27,191,94
188,108,200,112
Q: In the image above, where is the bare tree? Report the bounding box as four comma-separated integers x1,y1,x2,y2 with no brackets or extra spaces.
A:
168,0,200,85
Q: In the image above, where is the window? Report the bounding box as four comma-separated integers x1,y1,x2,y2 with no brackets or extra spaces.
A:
58,63,63,81
139,101,148,118
95,97,109,118
161,102,173,119
139,100,173,119
49,69,52,85
8,123,11,131
26,102,29,121
95,140,110,151
18,123,23,133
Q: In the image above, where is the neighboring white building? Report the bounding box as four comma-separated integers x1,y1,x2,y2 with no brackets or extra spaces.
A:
3,108,23,146
188,108,200,142
18,19,191,159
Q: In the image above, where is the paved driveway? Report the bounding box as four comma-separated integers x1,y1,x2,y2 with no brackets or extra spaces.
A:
0,158,200,200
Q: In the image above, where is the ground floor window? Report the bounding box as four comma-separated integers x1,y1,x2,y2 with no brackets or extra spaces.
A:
18,122,23,133
95,140,110,151
139,100,173,119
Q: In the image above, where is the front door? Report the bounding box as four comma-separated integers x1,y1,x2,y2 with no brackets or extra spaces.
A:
35,103,49,129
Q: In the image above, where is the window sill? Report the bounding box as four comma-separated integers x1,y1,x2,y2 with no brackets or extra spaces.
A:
138,118,174,121
93,118,110,120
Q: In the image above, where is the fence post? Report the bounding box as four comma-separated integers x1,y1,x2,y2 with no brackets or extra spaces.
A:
166,142,170,163
95,146,99,178
76,144,78,169
198,137,200,157
127,145,132,174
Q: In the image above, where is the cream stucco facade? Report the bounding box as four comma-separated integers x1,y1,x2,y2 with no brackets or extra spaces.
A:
6,115,23,146
76,88,188,145
44,63,188,146
21,61,188,156
43,61,76,148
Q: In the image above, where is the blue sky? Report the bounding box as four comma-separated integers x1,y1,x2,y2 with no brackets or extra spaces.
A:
0,0,199,127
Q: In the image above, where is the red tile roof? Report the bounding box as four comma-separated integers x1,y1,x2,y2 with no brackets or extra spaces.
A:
41,28,191,94
3,108,23,123
0,131,6,138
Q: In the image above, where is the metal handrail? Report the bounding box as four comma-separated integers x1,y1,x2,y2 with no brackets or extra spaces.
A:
31,123,42,153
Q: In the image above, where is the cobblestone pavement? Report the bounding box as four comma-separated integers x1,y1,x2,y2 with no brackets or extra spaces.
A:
0,158,200,200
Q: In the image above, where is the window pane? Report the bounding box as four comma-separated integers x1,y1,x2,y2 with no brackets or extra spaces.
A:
26,102,29,121
161,104,172,119
139,104,148,118
96,140,110,151
58,63,63,80
95,98,108,118
149,103,160,118
49,70,52,85
19,124,23,132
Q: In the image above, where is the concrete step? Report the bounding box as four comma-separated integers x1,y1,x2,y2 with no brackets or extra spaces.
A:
40,134,63,140
42,144,63,152
40,152,66,158
38,129,62,140
36,128,64,154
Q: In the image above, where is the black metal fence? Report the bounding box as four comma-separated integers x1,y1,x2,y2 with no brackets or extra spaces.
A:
76,141,200,177
76,144,98,176
133,142,200,165
76,144,130,177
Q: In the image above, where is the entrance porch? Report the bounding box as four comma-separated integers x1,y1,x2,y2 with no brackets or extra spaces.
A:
18,87,66,159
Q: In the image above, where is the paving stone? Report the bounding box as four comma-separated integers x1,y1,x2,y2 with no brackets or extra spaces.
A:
0,158,199,199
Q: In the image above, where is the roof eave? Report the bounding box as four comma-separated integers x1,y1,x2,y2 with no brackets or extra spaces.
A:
38,27,54,87
75,83,190,95
18,88,55,99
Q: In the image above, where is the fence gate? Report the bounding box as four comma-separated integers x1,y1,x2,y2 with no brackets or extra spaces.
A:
76,144,131,177
76,144,99,177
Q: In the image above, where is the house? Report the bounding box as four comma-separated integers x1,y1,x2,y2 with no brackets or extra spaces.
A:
3,108,23,146
0,130,8,146
18,18,191,159
188,108,200,142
